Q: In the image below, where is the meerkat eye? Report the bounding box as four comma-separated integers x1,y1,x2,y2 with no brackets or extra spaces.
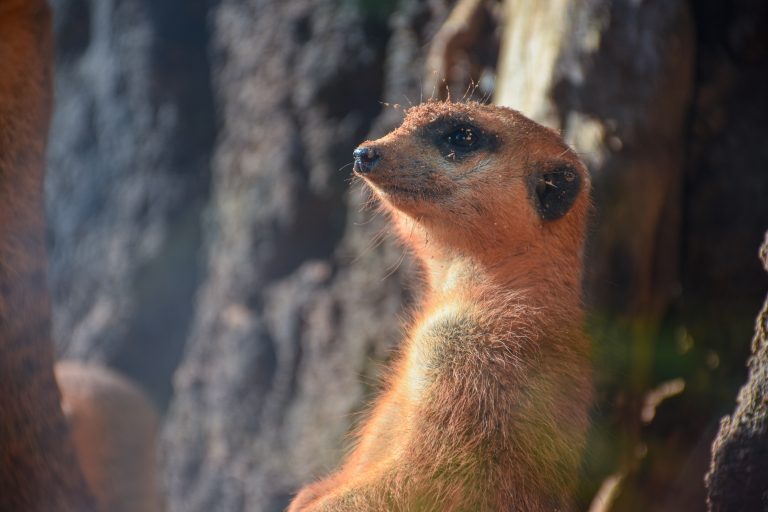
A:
444,125,479,151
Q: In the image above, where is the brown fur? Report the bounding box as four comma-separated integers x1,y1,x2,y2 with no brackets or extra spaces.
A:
289,102,592,511
0,1,97,510
1,4,162,511
56,361,164,512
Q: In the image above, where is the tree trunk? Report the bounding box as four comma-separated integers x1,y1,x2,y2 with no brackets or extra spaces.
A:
160,1,402,510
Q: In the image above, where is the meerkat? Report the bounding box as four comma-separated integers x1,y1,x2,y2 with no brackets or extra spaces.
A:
289,101,592,512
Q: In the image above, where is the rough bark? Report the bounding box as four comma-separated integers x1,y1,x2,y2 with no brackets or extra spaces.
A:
705,233,768,510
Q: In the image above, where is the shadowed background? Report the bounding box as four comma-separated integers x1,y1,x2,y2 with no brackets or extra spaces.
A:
45,0,768,510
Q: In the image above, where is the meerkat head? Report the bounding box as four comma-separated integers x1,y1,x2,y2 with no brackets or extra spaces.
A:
353,101,590,258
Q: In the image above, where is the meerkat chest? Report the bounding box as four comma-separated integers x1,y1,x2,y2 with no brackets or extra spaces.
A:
413,303,483,351
403,303,486,400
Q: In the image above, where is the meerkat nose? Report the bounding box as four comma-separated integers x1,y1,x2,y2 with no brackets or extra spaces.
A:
353,146,381,174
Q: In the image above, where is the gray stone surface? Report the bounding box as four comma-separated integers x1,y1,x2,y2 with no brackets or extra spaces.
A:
47,0,214,408
706,233,768,511
160,1,408,510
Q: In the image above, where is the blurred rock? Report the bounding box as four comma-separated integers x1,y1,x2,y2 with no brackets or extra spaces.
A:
46,0,215,408
705,232,768,511
160,1,406,510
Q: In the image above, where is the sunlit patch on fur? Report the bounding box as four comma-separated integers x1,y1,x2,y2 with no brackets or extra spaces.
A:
405,302,480,402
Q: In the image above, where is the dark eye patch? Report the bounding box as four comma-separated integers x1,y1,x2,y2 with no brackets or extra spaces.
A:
528,166,582,221
420,115,497,161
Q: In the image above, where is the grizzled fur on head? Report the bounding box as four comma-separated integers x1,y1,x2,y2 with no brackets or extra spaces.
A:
354,101,590,265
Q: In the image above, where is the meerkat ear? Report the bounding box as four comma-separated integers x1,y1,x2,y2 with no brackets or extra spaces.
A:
528,166,582,221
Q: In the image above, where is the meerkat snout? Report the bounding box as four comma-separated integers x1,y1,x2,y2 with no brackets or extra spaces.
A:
352,102,589,232
352,146,381,174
